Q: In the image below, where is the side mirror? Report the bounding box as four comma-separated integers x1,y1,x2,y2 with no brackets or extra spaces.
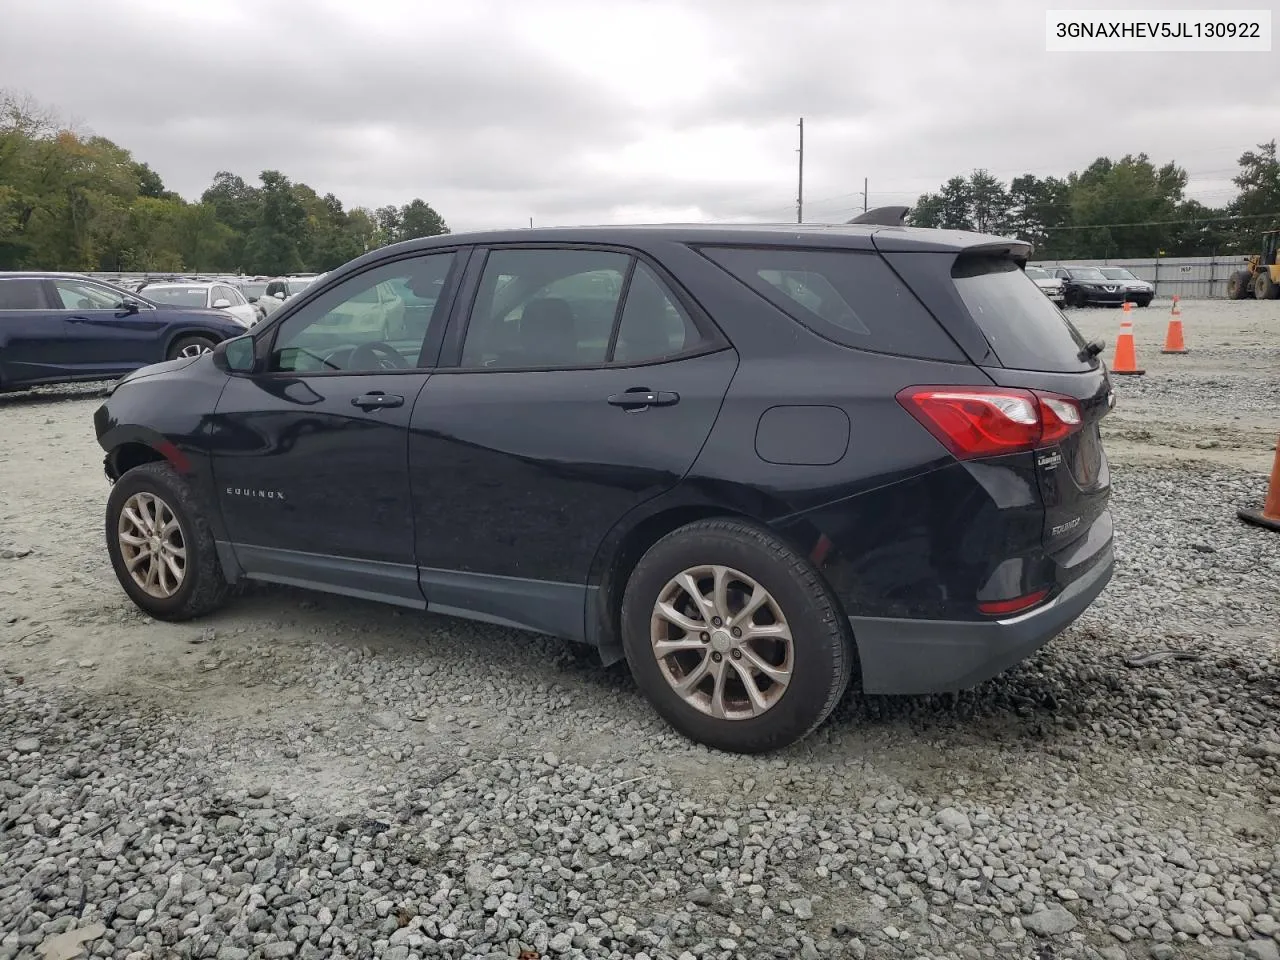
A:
247,296,259,303
212,298,232,309
212,335,258,374
120,298,141,314
274,291,286,300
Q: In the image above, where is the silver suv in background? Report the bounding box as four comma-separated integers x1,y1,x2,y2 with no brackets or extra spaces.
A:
264,274,324,305
1024,266,1067,307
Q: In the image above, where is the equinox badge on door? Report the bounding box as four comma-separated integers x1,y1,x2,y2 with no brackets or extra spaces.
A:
226,487,287,501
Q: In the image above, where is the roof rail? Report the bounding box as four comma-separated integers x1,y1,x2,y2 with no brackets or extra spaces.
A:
846,206,910,227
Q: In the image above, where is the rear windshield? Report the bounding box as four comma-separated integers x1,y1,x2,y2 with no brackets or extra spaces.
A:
952,257,1093,373
700,246,962,361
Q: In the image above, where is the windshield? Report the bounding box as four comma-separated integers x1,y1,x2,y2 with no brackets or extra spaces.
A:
1071,267,1107,281
239,282,269,298
1024,266,1049,280
1100,268,1136,281
143,286,208,307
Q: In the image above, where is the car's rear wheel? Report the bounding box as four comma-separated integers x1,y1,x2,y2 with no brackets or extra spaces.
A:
168,335,217,361
621,518,853,754
105,462,229,621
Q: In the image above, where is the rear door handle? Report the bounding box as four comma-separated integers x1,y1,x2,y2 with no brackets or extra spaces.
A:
607,389,679,409
351,391,404,410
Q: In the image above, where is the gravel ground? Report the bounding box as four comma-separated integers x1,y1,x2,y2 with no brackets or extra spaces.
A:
1,298,1279,960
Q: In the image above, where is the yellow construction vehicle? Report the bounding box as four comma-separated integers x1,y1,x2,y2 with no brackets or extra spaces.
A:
1227,229,1280,299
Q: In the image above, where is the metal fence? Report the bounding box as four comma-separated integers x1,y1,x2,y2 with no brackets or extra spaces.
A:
1027,255,1253,299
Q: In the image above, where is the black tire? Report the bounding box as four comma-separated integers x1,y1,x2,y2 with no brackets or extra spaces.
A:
1227,271,1250,300
1137,297,1152,307
167,335,217,361
1255,270,1279,301
1066,288,1086,308
620,518,854,754
105,462,230,621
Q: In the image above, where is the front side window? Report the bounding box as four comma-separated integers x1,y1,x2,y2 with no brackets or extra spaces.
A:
53,279,127,310
269,252,455,373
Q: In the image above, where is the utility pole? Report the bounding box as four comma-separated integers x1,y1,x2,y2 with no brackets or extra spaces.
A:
796,118,804,224
863,177,868,213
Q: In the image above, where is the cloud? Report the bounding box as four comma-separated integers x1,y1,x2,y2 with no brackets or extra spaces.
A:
1,0,1276,231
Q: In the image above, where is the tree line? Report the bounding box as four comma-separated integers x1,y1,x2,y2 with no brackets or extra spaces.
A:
907,143,1280,259
0,91,450,275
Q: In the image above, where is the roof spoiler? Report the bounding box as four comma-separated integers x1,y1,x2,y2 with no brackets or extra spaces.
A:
847,206,910,227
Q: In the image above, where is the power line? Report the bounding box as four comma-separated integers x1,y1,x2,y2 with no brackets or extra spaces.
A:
1040,210,1280,232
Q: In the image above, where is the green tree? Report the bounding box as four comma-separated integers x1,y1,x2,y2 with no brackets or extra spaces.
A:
1229,140,1280,248
398,198,449,240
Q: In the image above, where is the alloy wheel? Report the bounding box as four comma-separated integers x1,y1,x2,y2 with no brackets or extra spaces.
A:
118,492,187,599
178,342,213,359
650,564,794,719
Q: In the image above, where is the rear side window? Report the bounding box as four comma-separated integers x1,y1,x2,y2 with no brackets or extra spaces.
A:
700,246,960,361
0,279,47,310
952,257,1092,373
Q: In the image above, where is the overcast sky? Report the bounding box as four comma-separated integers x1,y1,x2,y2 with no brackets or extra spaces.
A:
2,0,1276,232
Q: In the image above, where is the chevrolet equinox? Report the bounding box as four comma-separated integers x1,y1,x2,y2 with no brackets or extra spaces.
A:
94,220,1115,753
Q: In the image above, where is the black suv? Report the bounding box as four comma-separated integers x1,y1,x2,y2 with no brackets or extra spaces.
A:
94,223,1115,753
1050,266,1128,308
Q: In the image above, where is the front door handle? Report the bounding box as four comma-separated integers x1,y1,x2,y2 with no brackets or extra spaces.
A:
351,391,404,411
607,389,679,409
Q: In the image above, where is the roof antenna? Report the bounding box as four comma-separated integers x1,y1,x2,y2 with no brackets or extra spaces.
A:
847,205,910,226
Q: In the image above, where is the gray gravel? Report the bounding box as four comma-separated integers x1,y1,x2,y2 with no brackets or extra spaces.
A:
2,300,1280,959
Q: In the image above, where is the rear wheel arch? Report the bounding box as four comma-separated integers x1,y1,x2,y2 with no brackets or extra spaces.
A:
591,505,751,662
590,500,816,662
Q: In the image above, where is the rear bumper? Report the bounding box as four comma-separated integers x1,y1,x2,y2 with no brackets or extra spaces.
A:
849,539,1114,695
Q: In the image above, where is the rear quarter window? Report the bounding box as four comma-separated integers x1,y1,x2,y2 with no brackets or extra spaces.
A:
699,246,962,361
952,257,1092,373
0,279,48,310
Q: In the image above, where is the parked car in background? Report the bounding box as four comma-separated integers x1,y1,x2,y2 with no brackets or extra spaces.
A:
137,280,259,328
0,272,248,391
1050,266,1127,308
94,222,1114,754
264,274,323,304
1024,266,1067,306
1097,267,1154,306
229,277,282,322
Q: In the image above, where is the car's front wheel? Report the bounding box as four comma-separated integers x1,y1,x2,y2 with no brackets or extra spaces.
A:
621,518,854,753
105,462,230,621
168,335,217,361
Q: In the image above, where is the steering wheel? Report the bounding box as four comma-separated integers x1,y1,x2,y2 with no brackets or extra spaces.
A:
346,341,410,371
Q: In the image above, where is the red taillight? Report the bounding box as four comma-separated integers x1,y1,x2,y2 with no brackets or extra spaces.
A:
978,589,1050,616
896,386,1083,460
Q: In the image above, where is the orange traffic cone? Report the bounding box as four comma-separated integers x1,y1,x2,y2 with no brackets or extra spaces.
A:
1161,296,1188,354
1238,436,1280,533
1110,303,1145,375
